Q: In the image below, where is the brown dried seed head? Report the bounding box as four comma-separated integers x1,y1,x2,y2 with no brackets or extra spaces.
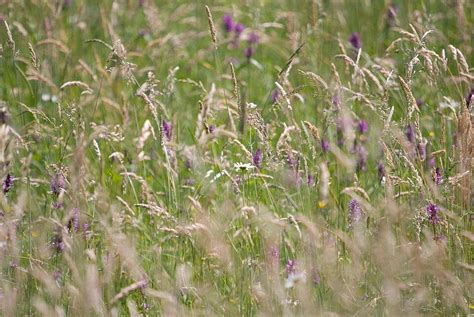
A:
205,5,217,50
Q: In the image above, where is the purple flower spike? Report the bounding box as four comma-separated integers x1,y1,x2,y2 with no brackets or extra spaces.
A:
428,156,436,168
208,124,216,134
417,139,427,161
253,148,263,168
386,4,397,27
162,120,172,141
51,234,65,252
248,31,260,44
286,152,297,170
377,161,385,182
312,271,321,285
434,167,442,185
321,139,330,153
269,245,279,264
223,14,234,33
426,202,440,225
416,98,424,109
348,199,363,226
270,89,280,103
405,124,415,143
185,158,193,170
235,23,245,36
286,259,296,274
307,174,315,186
465,88,473,108
0,108,9,124
348,32,362,50
332,94,340,108
2,173,13,193
336,116,352,146
53,271,61,282
52,201,64,209
67,208,80,233
357,120,368,134
244,46,255,59
51,173,65,195
355,144,368,172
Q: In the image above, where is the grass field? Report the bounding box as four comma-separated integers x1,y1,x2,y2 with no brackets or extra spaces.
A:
0,0,472,315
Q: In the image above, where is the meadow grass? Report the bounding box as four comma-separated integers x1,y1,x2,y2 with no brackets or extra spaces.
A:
0,0,472,316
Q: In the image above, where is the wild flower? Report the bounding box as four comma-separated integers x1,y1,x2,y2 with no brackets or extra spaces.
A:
248,32,259,44
434,167,443,185
426,202,440,225
244,46,255,59
162,120,172,141
377,161,385,182
428,155,436,168
434,234,446,242
416,98,424,109
286,152,298,170
52,271,61,283
312,271,321,285
2,173,13,193
284,261,307,288
357,120,368,134
207,124,216,134
285,271,307,289
332,94,340,108
0,107,9,124
253,149,263,169
51,173,65,195
386,4,397,27
268,245,280,266
307,174,315,186
51,233,65,252
235,23,245,36
67,208,80,233
286,259,296,274
233,175,242,190
321,139,330,153
184,158,193,170
348,199,363,226
52,201,64,209
270,89,279,103
183,178,195,186
465,88,473,108
223,14,235,33
244,31,259,59
348,32,362,50
417,139,427,161
354,143,368,171
405,124,415,143
234,162,254,172
336,115,352,147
